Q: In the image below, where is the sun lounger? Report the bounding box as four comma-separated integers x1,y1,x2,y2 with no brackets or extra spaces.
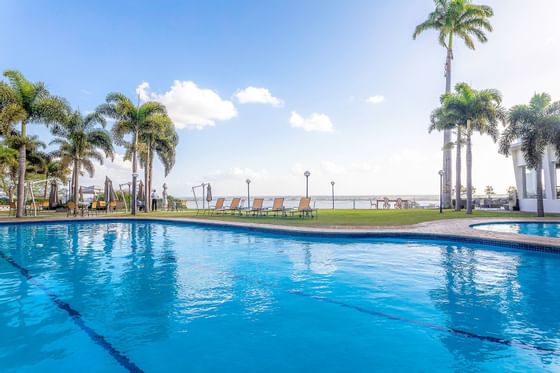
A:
245,198,265,216
217,197,241,215
199,197,224,215
266,197,287,216
290,197,317,218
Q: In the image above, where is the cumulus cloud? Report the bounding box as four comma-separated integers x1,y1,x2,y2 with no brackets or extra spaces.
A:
366,95,385,104
234,86,283,107
136,81,237,130
289,111,333,132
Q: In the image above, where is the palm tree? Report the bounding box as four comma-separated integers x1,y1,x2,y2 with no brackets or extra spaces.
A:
50,111,114,206
414,0,494,208
96,93,167,214
430,96,465,211
0,70,68,217
499,93,560,217
445,83,504,214
0,142,18,201
138,114,178,212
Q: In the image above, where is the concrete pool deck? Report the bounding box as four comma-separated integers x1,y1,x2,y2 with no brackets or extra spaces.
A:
1,215,560,251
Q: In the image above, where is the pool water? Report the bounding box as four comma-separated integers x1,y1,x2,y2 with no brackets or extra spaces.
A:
473,222,560,238
1,221,560,372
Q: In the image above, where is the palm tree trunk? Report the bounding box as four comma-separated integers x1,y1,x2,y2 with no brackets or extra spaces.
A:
536,161,545,217
455,127,462,211
442,45,454,209
145,143,151,213
466,124,473,215
132,131,138,215
16,121,27,218
148,149,154,211
73,159,79,205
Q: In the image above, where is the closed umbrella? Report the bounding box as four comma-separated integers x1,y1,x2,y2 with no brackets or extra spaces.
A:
79,187,84,203
104,177,118,211
206,184,212,202
137,180,145,210
48,181,59,209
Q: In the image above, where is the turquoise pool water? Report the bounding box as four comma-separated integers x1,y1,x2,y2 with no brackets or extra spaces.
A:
1,220,559,372
473,222,560,238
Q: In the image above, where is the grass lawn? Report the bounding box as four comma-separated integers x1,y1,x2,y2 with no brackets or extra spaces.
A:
1,208,557,227
143,208,553,227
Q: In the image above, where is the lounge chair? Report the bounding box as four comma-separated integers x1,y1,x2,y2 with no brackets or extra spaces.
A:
67,201,78,217
88,201,98,216
290,197,317,218
245,198,265,216
8,202,16,216
267,197,287,216
199,197,224,215
217,197,241,215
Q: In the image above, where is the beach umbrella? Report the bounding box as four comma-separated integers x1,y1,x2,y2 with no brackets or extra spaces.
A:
206,184,212,202
104,177,118,209
137,180,145,204
79,187,84,203
48,181,59,209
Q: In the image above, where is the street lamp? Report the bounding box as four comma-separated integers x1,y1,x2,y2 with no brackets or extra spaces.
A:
438,170,445,214
246,179,251,209
331,181,335,209
304,171,311,198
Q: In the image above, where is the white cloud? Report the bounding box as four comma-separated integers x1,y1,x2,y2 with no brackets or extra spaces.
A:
206,167,269,182
137,81,237,130
320,161,346,174
234,86,283,107
78,152,132,188
289,111,333,132
366,95,385,104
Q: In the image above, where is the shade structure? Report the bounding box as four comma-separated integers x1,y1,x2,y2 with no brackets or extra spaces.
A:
78,187,84,203
206,184,212,202
48,181,59,209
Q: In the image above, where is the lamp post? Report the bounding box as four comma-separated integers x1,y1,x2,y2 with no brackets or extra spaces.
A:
304,171,311,198
246,179,251,209
331,181,335,209
438,170,445,214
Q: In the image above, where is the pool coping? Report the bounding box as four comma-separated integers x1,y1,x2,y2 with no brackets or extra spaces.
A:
1,215,560,252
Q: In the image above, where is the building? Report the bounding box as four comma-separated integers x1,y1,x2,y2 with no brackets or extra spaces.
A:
510,143,560,212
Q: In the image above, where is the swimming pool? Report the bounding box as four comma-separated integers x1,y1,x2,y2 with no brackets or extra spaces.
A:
473,222,560,238
1,220,559,372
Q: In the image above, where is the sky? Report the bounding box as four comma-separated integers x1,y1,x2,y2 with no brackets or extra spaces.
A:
2,0,560,198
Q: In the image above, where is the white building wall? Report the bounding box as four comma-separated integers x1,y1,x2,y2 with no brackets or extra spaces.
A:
511,144,560,212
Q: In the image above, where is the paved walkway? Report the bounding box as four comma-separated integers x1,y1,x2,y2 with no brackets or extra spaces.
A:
1,215,560,251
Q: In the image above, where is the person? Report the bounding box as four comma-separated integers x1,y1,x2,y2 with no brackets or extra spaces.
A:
151,189,158,211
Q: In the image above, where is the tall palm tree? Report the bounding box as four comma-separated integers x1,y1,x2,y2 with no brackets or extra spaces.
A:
96,93,167,214
0,142,18,201
414,0,494,208
50,111,114,206
0,70,68,217
499,93,560,217
138,114,178,212
444,83,504,214
430,95,465,211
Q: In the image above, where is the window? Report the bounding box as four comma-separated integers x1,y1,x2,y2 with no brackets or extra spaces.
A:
522,166,545,199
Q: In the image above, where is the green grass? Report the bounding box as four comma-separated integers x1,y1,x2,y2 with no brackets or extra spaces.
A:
143,208,549,227
1,208,554,227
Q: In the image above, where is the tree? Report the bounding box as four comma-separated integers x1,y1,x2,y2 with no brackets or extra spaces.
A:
0,142,18,201
441,83,504,214
499,93,560,217
50,110,114,207
0,70,68,217
137,114,178,212
96,94,167,214
484,185,494,199
414,0,494,208
430,95,465,211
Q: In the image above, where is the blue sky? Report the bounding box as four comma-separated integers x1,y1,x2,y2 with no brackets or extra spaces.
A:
2,0,560,197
